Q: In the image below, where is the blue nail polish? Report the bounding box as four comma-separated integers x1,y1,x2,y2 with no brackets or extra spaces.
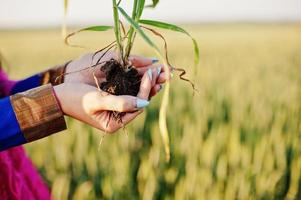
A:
151,58,159,64
136,98,150,108
147,68,152,80
157,66,161,75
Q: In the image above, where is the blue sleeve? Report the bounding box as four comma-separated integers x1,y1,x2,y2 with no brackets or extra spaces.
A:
10,74,41,95
0,96,27,151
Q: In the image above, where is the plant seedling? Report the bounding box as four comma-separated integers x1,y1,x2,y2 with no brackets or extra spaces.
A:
63,0,199,162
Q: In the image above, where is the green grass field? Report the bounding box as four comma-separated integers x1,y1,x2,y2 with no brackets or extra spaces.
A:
1,24,301,199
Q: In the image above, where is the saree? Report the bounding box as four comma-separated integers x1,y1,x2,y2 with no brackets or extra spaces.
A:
0,69,51,200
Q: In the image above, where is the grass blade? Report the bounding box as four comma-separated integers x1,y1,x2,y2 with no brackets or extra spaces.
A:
139,19,200,65
118,7,158,51
112,0,124,62
125,0,139,59
80,26,113,32
118,6,171,161
65,26,113,47
146,0,159,8
136,0,145,19
124,0,145,59
159,82,170,162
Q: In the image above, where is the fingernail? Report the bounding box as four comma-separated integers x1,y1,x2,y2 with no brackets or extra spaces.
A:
136,98,150,108
147,68,152,80
151,58,159,64
157,66,161,75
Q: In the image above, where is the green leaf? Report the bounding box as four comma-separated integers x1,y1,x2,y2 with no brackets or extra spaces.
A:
132,0,139,20
136,0,145,19
139,19,200,65
146,0,159,8
140,19,188,34
125,0,143,59
118,7,159,51
65,25,113,46
119,7,172,162
81,26,113,32
112,0,123,58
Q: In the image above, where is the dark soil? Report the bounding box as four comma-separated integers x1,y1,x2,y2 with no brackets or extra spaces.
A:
99,59,141,121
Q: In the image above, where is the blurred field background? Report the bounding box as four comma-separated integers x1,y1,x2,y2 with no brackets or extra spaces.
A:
0,24,301,199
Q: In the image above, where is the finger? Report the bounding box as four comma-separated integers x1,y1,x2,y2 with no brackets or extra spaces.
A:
135,64,162,75
89,63,105,78
121,109,144,125
150,84,162,98
136,64,174,82
89,51,115,78
137,69,154,99
136,64,161,76
100,95,143,112
138,71,170,85
136,64,170,72
136,66,151,75
157,72,172,83
105,109,144,133
129,55,158,67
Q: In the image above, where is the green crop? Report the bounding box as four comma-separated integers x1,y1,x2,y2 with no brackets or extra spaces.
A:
2,24,301,199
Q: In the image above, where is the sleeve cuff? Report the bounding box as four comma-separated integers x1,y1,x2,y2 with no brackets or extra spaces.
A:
10,61,70,95
10,74,41,95
10,84,67,142
0,96,26,151
40,61,70,86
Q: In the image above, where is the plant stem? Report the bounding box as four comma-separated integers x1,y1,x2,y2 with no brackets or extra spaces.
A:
112,0,123,63
124,0,138,61
155,49,171,162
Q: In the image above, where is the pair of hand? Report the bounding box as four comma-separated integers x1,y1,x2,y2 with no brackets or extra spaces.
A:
54,52,168,133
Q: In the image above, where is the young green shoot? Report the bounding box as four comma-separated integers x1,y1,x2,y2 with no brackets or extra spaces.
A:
62,0,199,162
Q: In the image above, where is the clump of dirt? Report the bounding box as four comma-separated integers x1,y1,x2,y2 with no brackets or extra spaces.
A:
100,59,141,121
100,59,140,96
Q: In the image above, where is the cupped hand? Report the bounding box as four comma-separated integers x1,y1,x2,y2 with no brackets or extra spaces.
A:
63,51,169,98
54,67,161,133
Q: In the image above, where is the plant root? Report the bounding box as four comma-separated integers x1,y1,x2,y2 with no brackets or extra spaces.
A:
99,59,141,122
141,25,197,93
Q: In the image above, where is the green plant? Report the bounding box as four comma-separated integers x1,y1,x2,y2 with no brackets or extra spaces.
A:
63,0,199,161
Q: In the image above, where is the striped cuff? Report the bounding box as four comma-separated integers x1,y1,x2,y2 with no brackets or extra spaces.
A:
10,84,66,142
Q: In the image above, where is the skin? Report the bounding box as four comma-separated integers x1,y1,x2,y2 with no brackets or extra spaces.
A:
63,51,169,97
54,51,169,133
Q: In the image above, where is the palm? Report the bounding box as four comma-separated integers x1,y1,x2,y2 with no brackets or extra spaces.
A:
64,51,165,98
64,52,109,86
55,53,168,134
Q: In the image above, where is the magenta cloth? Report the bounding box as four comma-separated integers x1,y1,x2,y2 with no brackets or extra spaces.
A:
0,69,51,200
0,69,17,96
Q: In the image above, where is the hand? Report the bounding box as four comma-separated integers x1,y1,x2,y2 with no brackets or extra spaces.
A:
54,67,160,133
63,51,169,98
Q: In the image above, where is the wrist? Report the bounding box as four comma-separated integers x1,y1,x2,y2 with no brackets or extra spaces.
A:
53,84,66,114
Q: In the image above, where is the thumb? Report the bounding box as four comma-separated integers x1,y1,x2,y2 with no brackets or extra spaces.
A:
99,95,150,112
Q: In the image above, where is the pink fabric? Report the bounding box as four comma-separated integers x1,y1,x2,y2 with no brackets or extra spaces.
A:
0,69,51,200
0,69,17,96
